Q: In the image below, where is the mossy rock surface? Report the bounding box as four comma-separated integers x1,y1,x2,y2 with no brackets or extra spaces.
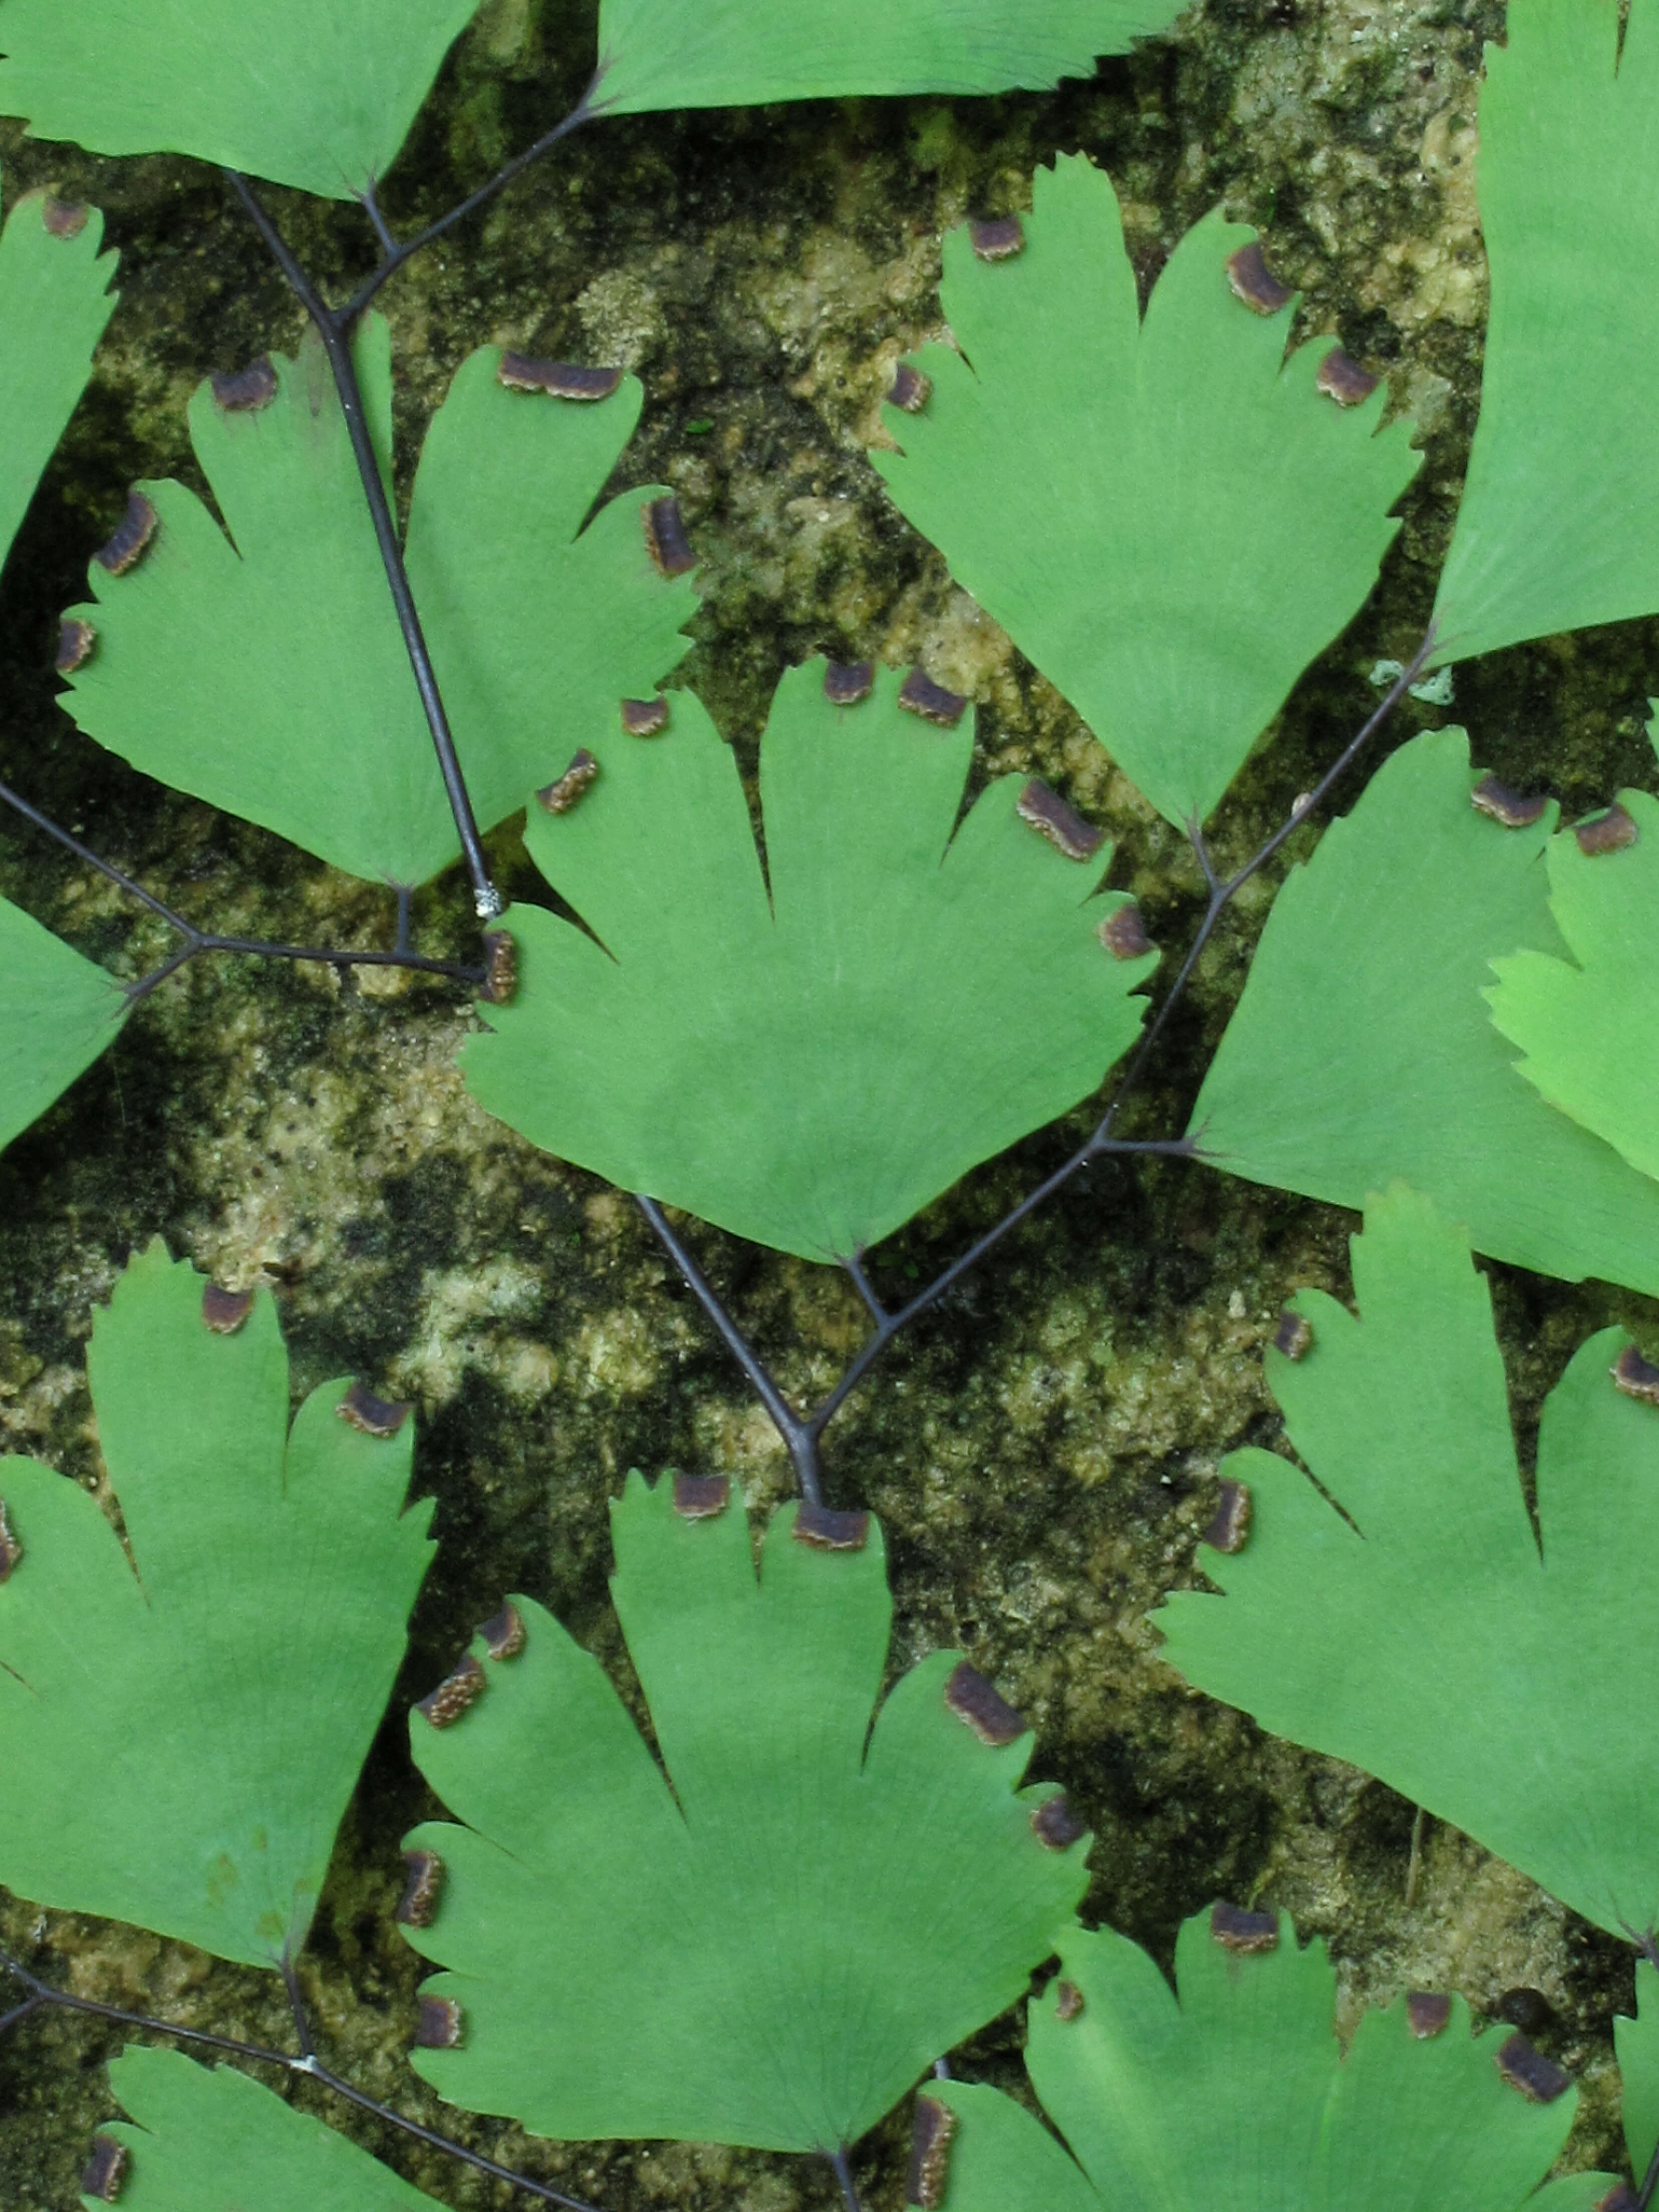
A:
3,0,1656,2202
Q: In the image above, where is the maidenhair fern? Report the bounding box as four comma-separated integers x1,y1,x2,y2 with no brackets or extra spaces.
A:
400,1471,1089,2152
1188,727,1659,1295
58,324,694,891
872,153,1418,828
464,658,1154,1261
922,1903,1607,2212
1159,1184,1659,1940
0,1241,433,1967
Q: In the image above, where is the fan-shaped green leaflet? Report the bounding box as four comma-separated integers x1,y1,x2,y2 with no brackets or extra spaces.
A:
0,893,128,1155
871,153,1418,828
400,1471,1089,2153
463,658,1154,1262
1189,726,1659,1295
1618,1961,1659,2192
1486,787,1659,1184
593,0,1187,114
0,1240,433,1968
86,2045,446,2211
1430,0,1659,665
1159,1184,1659,1940
0,0,482,202
923,1905,1604,2212
58,322,694,890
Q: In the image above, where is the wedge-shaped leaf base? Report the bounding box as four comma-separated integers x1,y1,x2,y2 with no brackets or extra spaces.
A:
0,894,128,1153
1432,0,1659,663
873,154,1417,827
931,1905,1603,2212
0,0,481,200
463,658,1153,1260
1488,786,1659,1182
0,1242,433,1967
595,0,1187,112
0,181,118,568
403,1473,1089,2153
1190,726,1659,1294
1618,1961,1659,2189
1161,1185,1659,1938
60,325,692,888
92,2045,446,2210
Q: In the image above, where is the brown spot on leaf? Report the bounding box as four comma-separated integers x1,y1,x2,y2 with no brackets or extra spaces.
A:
945,1661,1025,1745
42,197,89,239
415,1995,464,2048
536,749,600,811
1054,1979,1085,2022
481,930,517,1006
201,1282,254,1335
1274,1310,1312,1361
1203,1479,1251,1554
95,491,158,576
498,353,624,400
479,1602,526,1661
888,362,931,413
1470,774,1548,829
906,2095,956,2208
970,216,1025,261
793,1501,870,1551
1315,346,1378,405
211,357,279,413
1407,1991,1452,2039
823,661,875,706
898,668,966,727
621,697,670,736
642,496,695,576
337,1381,411,1438
1495,2032,1570,2103
1226,239,1294,315
55,618,96,674
1099,904,1153,959
673,1473,730,1519
1031,1793,1087,1850
416,1654,487,1730
397,1850,444,1928
1211,1901,1278,1952
80,2136,128,2201
1016,779,1104,862
1574,803,1638,856
0,1500,21,1584
1613,1345,1659,1406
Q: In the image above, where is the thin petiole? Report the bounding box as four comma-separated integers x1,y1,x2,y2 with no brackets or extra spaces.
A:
0,772,193,935
358,179,400,259
829,2145,863,2212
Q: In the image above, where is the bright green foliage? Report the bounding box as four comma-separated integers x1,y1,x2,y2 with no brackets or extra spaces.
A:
1431,0,1659,664
1159,1185,1659,1939
871,155,1418,828
0,183,118,568
595,0,1185,112
0,0,481,201
59,324,692,890
464,658,1153,1261
0,1241,433,1967
928,1906,1601,2212
1617,1961,1659,2185
0,893,127,1152
402,1472,1089,2153
1189,726,1659,1295
1487,787,1659,1182
91,2046,444,2212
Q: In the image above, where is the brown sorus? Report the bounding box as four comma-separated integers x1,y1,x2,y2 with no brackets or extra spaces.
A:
823,660,875,706
970,216,1025,261
536,748,601,811
1054,1978,1085,2022
1471,773,1548,829
497,353,624,401
1031,1793,1087,1851
397,1849,444,1928
906,2094,957,2209
42,196,90,239
95,490,159,576
1595,2187,1638,2212
1226,240,1294,315
1016,779,1105,862
417,1654,487,1730
211,357,279,413
479,1601,527,1661
898,668,967,727
0,1500,22,1584
1407,1990,1452,2039
793,1501,871,1551
1274,1309,1313,1361
1574,802,1638,856
642,495,696,577
945,1660,1026,1746
673,1473,730,1520
621,697,671,737
482,929,517,1006
55,617,96,674
80,2136,128,2202
1098,904,1153,960
415,1995,464,2049
1495,2031,1571,2104
1613,1344,1659,1406
337,1381,412,1438
201,1282,254,1335
1210,1900,1279,1953
1315,346,1378,406
888,362,931,413
1203,1479,1252,1555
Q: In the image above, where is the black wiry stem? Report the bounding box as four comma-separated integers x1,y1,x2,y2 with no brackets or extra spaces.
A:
829,2145,863,2212
0,1952,609,2212
636,640,1434,1489
1640,2135,1659,2212
346,80,607,321
226,171,501,920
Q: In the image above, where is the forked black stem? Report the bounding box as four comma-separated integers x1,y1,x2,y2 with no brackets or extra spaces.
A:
225,170,501,920
634,639,1435,1493
0,1952,608,2212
